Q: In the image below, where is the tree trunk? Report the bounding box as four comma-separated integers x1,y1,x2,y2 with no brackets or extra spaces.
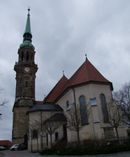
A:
41,135,43,152
72,88,80,146
40,112,43,151
50,134,52,148
115,127,119,141
31,136,32,152
76,126,80,146
37,136,38,152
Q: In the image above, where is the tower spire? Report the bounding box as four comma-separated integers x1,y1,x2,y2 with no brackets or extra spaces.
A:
23,8,32,42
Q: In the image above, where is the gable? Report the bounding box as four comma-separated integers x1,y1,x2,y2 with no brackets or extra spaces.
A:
44,59,113,103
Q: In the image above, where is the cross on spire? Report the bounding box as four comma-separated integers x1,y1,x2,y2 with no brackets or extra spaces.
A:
28,7,30,15
85,53,88,61
62,70,65,76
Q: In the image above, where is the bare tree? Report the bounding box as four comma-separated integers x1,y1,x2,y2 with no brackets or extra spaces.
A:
29,119,41,152
107,99,122,140
67,103,90,145
28,125,34,152
0,88,8,118
42,121,60,148
0,100,7,115
67,104,81,145
114,82,130,125
42,114,66,148
30,113,66,149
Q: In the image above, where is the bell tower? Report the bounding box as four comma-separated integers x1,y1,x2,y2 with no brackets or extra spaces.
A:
12,9,38,144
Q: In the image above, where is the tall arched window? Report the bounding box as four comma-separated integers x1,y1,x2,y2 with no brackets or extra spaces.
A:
100,93,109,123
79,95,88,126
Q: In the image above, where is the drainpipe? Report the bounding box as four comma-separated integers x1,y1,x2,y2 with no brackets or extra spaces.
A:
40,111,43,151
72,87,80,145
91,106,96,141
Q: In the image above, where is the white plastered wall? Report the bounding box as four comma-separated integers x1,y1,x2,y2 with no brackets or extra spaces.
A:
56,83,125,143
28,111,65,152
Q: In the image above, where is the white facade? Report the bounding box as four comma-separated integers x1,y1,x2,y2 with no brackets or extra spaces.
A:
28,83,128,152
56,83,127,143
28,109,66,152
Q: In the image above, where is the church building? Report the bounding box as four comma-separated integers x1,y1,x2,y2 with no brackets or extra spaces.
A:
12,10,128,152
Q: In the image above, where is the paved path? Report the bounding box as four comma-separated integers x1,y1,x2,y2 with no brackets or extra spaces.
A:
0,152,4,157
1,150,130,157
0,150,41,157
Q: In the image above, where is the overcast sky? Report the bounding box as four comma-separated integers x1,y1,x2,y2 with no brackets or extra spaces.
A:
0,0,130,140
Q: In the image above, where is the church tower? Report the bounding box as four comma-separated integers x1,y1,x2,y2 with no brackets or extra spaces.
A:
12,9,38,144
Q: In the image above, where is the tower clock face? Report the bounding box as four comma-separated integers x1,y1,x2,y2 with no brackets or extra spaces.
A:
24,67,30,72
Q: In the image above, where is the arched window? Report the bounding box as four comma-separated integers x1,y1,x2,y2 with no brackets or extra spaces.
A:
26,51,29,61
21,51,24,61
32,129,38,139
79,95,88,126
25,81,28,87
100,93,109,123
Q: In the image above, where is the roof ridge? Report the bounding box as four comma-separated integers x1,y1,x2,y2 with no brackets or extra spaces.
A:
44,75,68,103
68,60,86,81
68,59,111,86
44,59,113,103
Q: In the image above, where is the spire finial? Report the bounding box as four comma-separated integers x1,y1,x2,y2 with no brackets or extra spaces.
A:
85,53,87,61
62,70,65,76
28,7,30,15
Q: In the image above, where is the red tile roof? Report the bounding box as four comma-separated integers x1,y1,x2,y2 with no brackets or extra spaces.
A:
44,59,113,103
0,140,12,146
44,75,68,103
67,59,112,88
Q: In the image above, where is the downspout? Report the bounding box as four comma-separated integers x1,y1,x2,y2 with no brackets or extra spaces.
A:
40,111,43,151
91,106,96,140
28,112,32,152
72,87,80,145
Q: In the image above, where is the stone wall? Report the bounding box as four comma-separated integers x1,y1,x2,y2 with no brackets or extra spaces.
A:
12,106,29,144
